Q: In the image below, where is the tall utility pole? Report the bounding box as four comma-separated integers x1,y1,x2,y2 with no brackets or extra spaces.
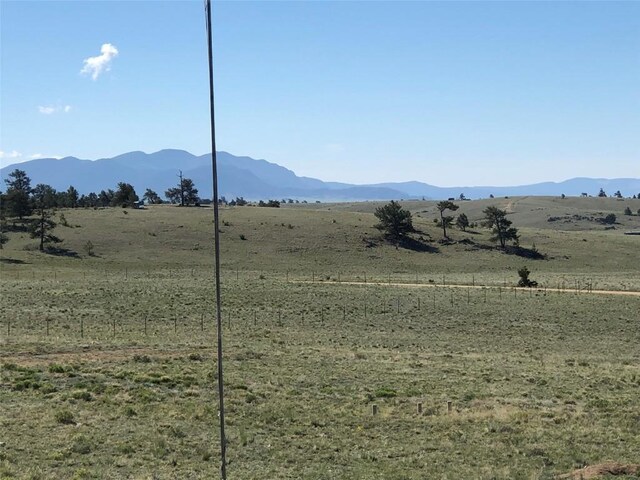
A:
204,1,227,478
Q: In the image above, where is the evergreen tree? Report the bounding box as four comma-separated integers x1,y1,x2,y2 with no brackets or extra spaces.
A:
374,201,413,242
482,206,519,248
456,213,469,231
143,188,162,204
112,183,138,208
436,200,459,238
3,169,33,220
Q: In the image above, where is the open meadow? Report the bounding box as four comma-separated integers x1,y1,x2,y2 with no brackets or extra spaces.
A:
1,197,639,479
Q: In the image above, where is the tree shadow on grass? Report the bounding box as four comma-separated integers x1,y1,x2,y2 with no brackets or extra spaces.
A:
44,247,80,258
397,236,439,253
0,257,29,264
504,245,546,260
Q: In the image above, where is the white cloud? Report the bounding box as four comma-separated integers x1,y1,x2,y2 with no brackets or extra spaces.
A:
0,150,24,168
81,43,119,80
38,104,72,115
30,153,43,159
0,150,22,159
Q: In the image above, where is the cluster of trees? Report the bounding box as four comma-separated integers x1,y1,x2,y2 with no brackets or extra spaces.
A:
374,200,519,249
597,188,639,199
257,200,281,208
0,170,146,250
0,169,66,250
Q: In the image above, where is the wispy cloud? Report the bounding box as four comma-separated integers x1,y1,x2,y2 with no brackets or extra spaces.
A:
81,43,119,80
38,104,71,115
0,150,22,159
0,150,24,168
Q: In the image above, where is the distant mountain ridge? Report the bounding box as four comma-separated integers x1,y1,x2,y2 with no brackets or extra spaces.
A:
1,150,638,201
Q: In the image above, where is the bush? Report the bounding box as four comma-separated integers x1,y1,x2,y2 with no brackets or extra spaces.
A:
624,207,632,216
517,266,538,287
601,213,617,224
55,409,75,425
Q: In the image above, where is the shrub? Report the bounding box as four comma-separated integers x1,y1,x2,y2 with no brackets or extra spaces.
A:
624,206,632,216
55,409,75,425
517,266,538,287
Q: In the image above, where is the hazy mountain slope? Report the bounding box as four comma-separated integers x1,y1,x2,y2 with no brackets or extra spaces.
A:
1,149,638,201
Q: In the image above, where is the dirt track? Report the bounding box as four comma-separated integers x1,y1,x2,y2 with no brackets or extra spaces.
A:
300,280,640,297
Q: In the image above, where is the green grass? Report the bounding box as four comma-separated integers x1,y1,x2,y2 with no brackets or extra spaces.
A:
0,198,639,479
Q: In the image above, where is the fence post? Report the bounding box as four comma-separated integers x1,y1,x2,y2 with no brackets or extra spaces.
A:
145,315,148,336
80,317,84,338
200,313,204,332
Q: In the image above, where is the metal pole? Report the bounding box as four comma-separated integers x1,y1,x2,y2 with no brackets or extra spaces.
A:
204,1,226,477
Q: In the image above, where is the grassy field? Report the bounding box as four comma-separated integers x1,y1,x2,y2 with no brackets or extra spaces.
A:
1,197,639,479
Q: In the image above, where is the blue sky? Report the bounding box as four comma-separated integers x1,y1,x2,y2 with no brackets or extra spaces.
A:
1,1,638,186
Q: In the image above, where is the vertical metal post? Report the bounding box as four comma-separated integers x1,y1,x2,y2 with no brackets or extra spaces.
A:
204,1,226,477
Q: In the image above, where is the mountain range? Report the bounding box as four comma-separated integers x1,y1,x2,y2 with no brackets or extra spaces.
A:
1,150,638,201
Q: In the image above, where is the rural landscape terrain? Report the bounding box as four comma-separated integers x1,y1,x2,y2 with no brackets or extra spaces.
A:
1,189,639,479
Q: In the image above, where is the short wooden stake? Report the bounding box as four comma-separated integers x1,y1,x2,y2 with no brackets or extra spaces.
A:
372,404,378,416
145,315,148,335
417,402,423,414
200,313,204,331
447,400,452,414
80,318,84,338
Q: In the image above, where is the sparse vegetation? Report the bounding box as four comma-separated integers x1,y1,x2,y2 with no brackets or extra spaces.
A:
0,197,639,479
